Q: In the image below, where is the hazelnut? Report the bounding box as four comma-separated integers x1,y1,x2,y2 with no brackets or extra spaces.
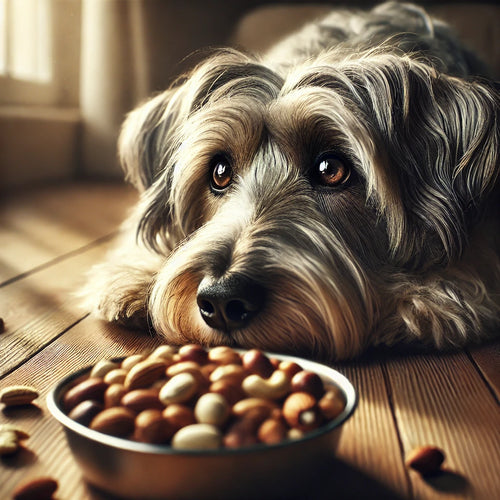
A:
242,349,274,378
282,392,322,431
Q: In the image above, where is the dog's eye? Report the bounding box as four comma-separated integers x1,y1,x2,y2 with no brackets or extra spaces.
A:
313,154,350,187
210,157,233,192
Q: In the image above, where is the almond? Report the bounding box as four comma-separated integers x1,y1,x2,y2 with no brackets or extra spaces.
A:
90,407,136,437
0,385,39,406
124,359,166,390
405,445,445,476
63,378,107,412
121,388,164,413
13,476,58,500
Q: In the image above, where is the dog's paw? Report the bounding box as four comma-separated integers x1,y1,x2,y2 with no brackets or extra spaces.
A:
80,263,152,331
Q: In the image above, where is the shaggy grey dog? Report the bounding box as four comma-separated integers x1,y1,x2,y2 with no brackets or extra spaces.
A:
83,2,499,360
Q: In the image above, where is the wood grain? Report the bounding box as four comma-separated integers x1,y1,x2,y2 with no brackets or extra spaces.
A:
0,182,136,284
0,241,115,377
335,361,410,499
467,340,500,402
384,352,500,500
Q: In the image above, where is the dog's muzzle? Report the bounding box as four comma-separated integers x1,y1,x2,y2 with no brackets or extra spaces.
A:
196,275,266,332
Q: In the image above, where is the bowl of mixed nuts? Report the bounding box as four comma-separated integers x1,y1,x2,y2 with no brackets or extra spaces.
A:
47,345,357,499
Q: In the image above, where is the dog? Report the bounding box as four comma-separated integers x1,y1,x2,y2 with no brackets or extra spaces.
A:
83,2,499,360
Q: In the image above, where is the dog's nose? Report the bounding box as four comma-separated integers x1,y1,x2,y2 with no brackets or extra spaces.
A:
196,276,265,331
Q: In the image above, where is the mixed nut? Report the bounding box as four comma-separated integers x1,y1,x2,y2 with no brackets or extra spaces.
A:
62,345,347,449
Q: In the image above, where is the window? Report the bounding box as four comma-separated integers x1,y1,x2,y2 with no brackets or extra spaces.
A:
0,0,51,82
0,0,80,107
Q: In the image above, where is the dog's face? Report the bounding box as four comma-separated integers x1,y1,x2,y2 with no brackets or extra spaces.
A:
118,49,498,359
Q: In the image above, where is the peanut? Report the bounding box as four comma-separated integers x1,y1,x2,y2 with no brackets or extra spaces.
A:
318,387,346,420
0,424,30,456
121,388,163,413
209,379,246,405
121,353,146,370
208,346,242,365
104,384,127,408
135,409,173,443
0,424,30,440
163,404,196,431
209,364,246,384
291,370,324,399
148,345,176,362
278,360,302,379
258,418,288,444
178,344,209,365
103,368,128,385
68,400,104,426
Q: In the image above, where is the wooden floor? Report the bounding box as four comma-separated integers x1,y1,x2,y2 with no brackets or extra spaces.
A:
0,182,499,500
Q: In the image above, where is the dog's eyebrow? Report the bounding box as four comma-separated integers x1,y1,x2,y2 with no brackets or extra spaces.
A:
189,61,284,112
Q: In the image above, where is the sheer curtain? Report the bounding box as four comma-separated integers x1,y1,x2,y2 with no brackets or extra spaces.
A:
79,0,257,178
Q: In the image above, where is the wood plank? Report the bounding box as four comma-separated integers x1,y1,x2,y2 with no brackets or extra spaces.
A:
334,361,410,499
0,240,116,377
467,339,500,402
384,351,500,500
0,317,161,500
0,182,137,284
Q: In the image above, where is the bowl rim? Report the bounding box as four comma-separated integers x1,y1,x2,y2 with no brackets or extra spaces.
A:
46,350,357,457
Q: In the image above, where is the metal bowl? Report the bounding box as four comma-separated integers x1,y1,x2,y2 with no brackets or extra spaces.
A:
47,351,357,500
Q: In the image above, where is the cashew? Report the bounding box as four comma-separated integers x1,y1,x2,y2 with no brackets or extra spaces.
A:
209,364,246,384
242,369,290,399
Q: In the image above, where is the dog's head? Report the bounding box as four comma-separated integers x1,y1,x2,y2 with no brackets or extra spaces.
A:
119,48,499,359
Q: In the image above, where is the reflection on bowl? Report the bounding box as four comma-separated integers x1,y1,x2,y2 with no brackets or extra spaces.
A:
47,351,357,500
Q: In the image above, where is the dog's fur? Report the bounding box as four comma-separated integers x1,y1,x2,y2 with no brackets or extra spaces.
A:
83,2,500,360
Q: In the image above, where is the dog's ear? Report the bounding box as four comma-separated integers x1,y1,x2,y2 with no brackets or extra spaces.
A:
118,89,184,192
386,65,499,266
340,58,499,267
